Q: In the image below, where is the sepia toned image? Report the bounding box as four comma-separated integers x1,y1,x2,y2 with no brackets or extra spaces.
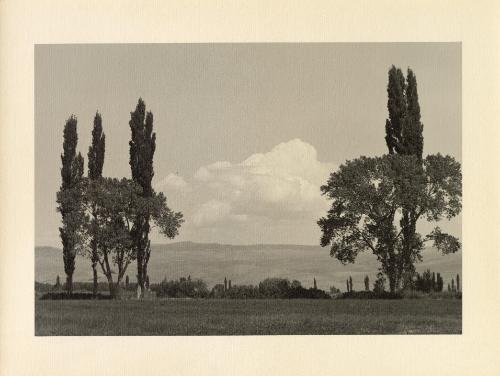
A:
35,43,462,335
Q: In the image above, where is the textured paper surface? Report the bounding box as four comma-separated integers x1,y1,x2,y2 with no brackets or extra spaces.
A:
1,1,499,375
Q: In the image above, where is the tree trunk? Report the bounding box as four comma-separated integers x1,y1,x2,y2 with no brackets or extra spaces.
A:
92,264,98,297
66,274,73,295
105,274,120,299
388,272,397,294
137,256,145,297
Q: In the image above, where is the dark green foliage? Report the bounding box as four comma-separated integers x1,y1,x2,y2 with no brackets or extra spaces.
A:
155,276,209,298
128,99,183,297
87,112,106,297
79,177,182,297
57,116,85,294
401,69,424,160
413,269,444,293
319,154,461,292
373,273,386,293
217,278,330,299
385,66,407,154
415,269,433,293
384,67,425,281
129,98,157,295
385,66,424,160
436,273,444,292
88,112,106,180
259,278,291,298
223,284,260,299
364,275,369,291
330,285,341,295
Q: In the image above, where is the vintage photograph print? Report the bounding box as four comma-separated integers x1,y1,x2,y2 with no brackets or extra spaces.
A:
35,43,461,335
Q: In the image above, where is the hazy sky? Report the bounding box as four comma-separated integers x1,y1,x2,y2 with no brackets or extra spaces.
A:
35,43,461,246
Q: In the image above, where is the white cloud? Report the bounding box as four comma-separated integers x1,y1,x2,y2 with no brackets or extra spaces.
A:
155,173,190,191
192,200,247,227
191,139,335,226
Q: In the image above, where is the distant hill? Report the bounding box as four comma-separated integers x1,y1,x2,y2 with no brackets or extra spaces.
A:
35,242,461,291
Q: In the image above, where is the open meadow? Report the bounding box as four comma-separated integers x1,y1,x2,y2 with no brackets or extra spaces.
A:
35,298,461,336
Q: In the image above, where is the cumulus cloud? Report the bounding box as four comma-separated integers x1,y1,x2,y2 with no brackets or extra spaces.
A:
192,200,248,227
191,139,335,226
155,173,190,191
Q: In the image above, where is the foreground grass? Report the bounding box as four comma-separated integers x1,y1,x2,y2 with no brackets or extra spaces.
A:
35,298,461,335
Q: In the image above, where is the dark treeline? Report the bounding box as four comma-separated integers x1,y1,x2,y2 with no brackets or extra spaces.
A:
38,270,461,300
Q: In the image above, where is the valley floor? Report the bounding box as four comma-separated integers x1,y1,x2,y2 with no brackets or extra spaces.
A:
35,298,461,336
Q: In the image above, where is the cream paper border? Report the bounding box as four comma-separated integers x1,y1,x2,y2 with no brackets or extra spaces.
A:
1,1,499,375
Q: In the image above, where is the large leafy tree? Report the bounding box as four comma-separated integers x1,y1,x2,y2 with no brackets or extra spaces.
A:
56,115,84,294
129,98,182,296
87,112,105,297
318,154,461,293
79,177,183,297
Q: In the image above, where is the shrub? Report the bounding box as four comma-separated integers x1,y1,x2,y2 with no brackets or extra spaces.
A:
258,278,291,298
155,276,209,298
373,273,386,293
225,284,260,299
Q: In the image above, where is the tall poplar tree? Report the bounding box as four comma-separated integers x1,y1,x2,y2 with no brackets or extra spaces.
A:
57,116,84,294
385,66,406,155
384,66,425,285
87,112,105,297
129,98,156,296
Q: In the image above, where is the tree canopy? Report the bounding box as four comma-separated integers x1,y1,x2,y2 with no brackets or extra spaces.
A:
318,153,461,292
76,177,184,296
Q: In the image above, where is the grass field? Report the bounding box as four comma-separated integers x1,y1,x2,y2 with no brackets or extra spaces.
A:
35,298,461,335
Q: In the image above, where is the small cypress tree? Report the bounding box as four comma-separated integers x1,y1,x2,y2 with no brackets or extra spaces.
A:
55,275,61,289
456,274,460,292
451,278,455,292
125,275,129,289
228,280,232,290
346,278,350,293
349,276,353,292
364,275,369,291
447,283,451,292
224,277,228,292
436,273,444,292
431,272,436,292
313,277,317,290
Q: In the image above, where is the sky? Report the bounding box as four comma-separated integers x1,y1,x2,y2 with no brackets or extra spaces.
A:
35,43,461,246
